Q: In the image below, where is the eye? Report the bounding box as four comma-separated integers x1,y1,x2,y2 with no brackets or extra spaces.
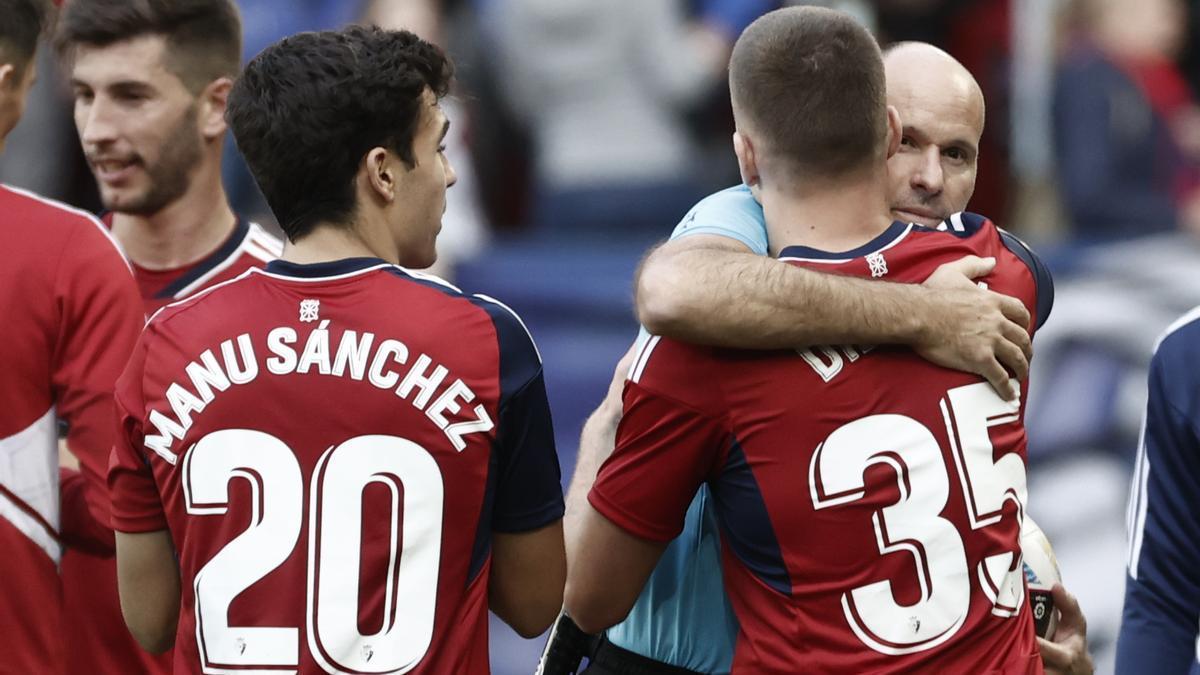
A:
944,147,967,161
437,144,447,154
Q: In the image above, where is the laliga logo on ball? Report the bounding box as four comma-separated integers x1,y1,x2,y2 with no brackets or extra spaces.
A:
1020,514,1061,639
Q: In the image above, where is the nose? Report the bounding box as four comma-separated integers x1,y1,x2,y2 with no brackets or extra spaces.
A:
910,146,944,196
444,157,458,189
79,96,118,148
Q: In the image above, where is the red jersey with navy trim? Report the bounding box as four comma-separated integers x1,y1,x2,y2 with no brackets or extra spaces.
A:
0,184,143,674
108,257,563,674
593,213,1052,674
101,213,284,315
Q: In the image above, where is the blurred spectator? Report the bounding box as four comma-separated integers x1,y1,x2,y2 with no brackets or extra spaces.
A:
488,0,762,243
1053,0,1200,241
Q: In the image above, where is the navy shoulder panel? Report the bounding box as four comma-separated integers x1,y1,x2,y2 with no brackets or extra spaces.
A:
997,229,1055,331
385,268,543,407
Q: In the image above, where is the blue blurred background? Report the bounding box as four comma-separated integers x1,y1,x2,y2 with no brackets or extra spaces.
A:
6,0,1200,672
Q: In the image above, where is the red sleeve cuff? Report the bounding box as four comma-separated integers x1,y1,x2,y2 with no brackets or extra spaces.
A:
110,510,169,533
587,488,681,544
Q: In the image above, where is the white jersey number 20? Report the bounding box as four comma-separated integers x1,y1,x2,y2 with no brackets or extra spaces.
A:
183,430,444,675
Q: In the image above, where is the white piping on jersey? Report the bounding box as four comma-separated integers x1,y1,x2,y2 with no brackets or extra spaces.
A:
1153,304,1200,353
629,335,662,384
251,263,396,283
151,267,261,323
0,408,61,564
248,223,284,256
777,223,915,264
173,222,281,299
474,293,543,364
402,266,464,293
1195,623,1200,665
1,183,133,272
1127,304,1200,577
242,225,284,263
1127,412,1151,578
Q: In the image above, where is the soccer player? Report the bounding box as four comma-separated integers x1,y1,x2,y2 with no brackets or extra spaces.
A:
1118,306,1200,674
567,8,1051,672
60,0,281,317
552,41,1091,675
108,26,566,673
0,0,145,672
55,2,283,671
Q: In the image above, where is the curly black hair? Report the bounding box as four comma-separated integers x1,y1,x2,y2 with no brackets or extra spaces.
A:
227,25,453,242
0,0,47,71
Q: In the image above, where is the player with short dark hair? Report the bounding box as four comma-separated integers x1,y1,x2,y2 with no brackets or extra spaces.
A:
1118,306,1200,673
548,41,1091,675
226,25,451,245
0,1,145,672
109,25,566,673
56,0,241,96
58,0,276,315
567,8,1051,672
56,1,283,671
727,9,888,181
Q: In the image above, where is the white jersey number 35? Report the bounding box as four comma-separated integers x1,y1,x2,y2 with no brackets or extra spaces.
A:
810,381,1028,655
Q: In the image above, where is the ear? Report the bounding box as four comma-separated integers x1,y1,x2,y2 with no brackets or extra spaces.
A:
733,130,761,194
362,146,397,203
198,76,233,141
885,105,902,160
0,64,15,90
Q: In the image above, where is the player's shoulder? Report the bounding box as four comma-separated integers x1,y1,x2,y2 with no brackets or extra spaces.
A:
627,334,725,409
0,183,128,262
1153,306,1200,372
145,266,264,331
384,266,544,393
672,184,768,254
918,211,1054,329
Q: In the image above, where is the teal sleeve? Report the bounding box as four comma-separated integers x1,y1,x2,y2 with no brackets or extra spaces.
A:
669,184,769,255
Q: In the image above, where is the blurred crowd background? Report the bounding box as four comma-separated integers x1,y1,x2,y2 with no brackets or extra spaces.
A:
5,0,1200,673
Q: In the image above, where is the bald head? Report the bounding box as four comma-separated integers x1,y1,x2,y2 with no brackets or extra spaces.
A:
885,42,985,133
882,42,986,226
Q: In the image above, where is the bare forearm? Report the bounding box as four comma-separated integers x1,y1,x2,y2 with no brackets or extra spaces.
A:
565,346,635,553
565,401,621,554
638,244,927,348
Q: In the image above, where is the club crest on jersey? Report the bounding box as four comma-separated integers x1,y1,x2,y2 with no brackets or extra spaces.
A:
866,252,888,278
300,299,320,322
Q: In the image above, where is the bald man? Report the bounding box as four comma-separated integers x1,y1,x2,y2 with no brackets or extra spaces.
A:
544,42,1092,675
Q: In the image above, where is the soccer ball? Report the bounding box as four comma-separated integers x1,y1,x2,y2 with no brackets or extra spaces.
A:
1020,513,1060,639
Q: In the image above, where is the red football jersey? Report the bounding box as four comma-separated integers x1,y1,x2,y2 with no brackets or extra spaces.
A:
63,215,283,675
0,184,143,674
593,214,1052,674
109,257,563,674
101,213,284,315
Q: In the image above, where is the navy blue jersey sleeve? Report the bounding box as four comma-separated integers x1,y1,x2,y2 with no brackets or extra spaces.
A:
997,229,1054,330
472,294,564,533
1118,312,1200,674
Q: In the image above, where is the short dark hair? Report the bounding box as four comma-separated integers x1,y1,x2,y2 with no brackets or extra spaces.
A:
56,0,241,93
729,7,887,178
227,25,453,242
0,0,47,71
